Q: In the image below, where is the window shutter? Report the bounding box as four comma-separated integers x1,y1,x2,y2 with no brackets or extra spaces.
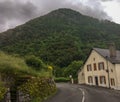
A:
102,62,104,70
98,63,100,70
104,76,106,84
87,65,89,71
94,63,97,71
100,76,102,84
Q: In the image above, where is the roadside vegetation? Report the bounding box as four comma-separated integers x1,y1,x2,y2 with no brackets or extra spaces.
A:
0,51,56,102
54,60,83,82
55,77,70,83
0,51,82,101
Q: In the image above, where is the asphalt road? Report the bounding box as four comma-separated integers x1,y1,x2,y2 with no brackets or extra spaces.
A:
44,83,120,102
44,83,83,102
80,85,120,102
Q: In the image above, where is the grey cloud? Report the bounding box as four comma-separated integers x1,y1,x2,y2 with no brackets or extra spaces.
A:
35,0,112,20
75,0,112,20
0,0,113,32
100,0,113,1
33,0,68,15
100,0,120,3
0,0,38,32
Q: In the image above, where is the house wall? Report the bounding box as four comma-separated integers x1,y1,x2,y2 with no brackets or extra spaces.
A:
107,62,117,89
78,68,85,84
115,64,120,90
82,50,117,89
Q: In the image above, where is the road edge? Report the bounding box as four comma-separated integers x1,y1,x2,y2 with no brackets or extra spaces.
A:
79,88,85,102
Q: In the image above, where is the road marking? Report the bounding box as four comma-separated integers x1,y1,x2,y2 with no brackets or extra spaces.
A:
79,88,85,102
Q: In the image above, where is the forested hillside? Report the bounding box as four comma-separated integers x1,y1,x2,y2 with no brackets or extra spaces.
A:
0,8,120,68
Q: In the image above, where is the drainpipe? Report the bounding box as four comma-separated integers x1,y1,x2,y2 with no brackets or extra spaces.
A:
106,56,110,88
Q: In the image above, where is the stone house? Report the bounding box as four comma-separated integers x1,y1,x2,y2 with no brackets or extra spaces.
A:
78,44,120,90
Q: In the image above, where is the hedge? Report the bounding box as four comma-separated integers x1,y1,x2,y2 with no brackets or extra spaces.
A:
55,77,70,83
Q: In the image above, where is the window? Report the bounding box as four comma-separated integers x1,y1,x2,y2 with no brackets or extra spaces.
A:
88,76,93,83
94,63,97,71
98,62,104,70
111,78,115,86
87,64,92,71
100,76,106,84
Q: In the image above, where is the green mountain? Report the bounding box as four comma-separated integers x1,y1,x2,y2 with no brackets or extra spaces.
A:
0,8,120,67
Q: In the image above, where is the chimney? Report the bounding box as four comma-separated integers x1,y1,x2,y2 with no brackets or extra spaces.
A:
109,43,116,58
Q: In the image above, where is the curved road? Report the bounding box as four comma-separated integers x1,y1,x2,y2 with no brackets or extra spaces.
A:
44,83,120,102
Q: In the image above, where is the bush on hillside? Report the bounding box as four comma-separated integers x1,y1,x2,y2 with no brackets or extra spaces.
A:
25,55,46,71
0,52,40,77
0,52,55,101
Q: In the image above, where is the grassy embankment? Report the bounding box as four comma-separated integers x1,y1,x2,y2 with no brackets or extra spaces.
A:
0,51,56,102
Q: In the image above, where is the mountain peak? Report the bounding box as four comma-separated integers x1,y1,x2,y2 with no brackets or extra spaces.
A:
51,8,81,13
49,8,83,17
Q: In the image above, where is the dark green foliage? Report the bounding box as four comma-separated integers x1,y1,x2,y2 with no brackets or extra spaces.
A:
0,52,41,78
0,8,120,69
0,52,56,102
54,77,70,83
19,77,56,102
0,82,7,101
64,61,83,78
54,67,64,77
25,55,46,70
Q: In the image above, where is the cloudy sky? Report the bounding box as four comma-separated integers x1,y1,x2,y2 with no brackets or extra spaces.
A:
0,0,120,32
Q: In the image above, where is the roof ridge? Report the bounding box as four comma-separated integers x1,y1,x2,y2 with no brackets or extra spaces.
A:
93,47,120,52
93,48,120,64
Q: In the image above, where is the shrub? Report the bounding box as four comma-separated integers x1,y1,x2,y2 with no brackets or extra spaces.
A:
63,61,83,78
55,77,70,83
0,52,41,77
0,52,54,101
19,77,56,102
25,55,46,71
0,82,7,101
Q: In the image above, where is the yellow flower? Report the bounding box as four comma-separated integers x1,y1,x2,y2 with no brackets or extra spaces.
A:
48,66,53,70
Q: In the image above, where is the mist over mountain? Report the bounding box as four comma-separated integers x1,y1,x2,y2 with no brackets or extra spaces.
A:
0,8,120,67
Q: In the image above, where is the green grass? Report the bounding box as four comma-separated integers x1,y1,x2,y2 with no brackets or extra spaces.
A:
0,51,50,77
0,51,56,102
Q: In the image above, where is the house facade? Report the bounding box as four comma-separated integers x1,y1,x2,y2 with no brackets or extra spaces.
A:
78,45,120,90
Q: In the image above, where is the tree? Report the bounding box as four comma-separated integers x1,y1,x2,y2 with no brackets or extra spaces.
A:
64,60,83,78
